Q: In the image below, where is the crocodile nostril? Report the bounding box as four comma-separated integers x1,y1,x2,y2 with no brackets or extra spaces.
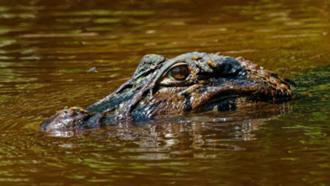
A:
41,108,91,133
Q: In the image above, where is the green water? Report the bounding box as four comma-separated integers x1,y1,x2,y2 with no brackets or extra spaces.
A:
0,0,329,185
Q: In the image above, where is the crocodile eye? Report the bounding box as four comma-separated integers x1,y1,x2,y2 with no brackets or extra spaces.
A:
168,64,190,81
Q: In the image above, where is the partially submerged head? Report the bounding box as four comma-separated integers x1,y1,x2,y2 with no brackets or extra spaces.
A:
42,52,293,132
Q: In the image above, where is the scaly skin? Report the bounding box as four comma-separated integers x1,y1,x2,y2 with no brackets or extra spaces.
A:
41,52,293,133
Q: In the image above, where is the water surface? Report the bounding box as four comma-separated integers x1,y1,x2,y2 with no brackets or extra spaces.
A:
0,0,329,185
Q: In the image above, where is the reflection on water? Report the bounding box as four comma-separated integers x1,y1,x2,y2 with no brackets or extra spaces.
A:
0,0,329,185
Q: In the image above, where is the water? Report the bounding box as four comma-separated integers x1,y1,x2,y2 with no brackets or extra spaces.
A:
0,0,329,185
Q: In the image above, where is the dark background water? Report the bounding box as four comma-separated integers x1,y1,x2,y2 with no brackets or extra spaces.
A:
0,0,329,185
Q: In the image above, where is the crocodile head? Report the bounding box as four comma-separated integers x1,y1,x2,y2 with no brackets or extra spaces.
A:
41,52,293,132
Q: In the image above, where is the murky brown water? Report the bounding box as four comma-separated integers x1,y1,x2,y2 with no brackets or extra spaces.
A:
0,0,329,185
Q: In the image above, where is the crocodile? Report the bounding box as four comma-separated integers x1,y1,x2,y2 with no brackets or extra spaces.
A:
41,52,293,133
